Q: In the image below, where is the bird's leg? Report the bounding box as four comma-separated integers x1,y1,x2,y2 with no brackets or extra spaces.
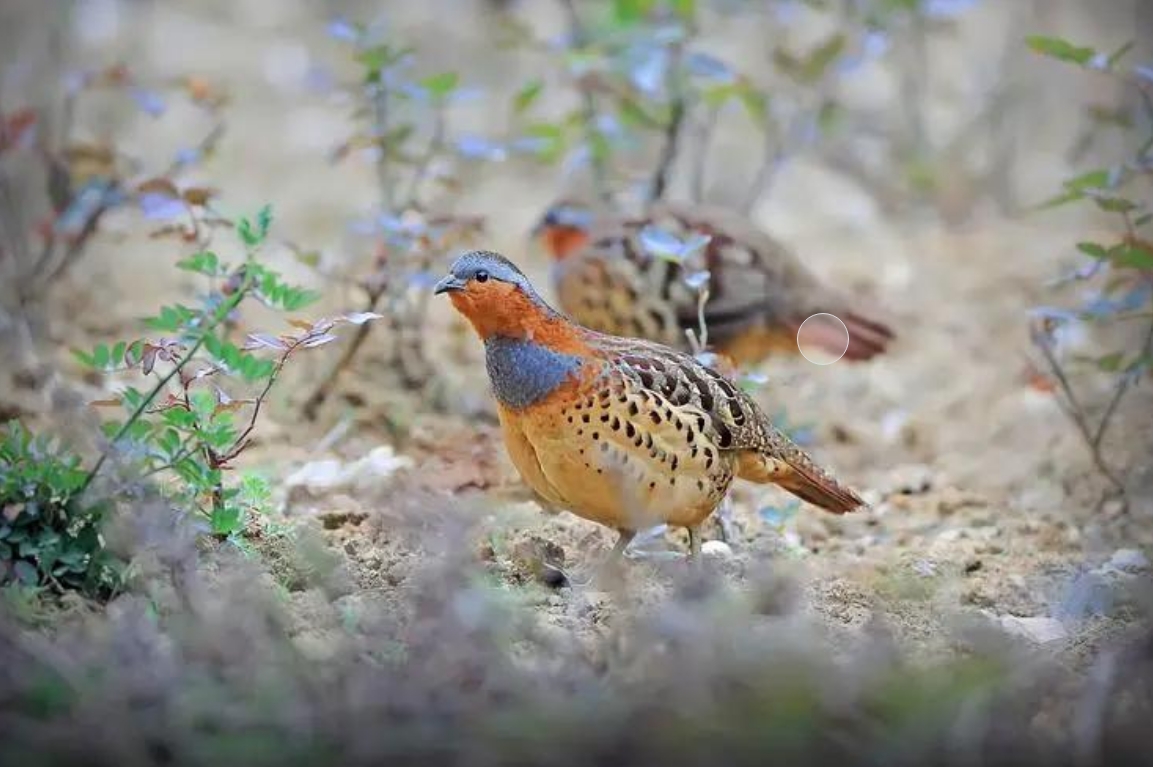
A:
687,526,703,561
564,529,637,588
713,494,737,544
606,528,636,564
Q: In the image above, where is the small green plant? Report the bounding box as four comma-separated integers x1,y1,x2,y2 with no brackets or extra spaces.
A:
1026,35,1152,510
76,204,382,543
0,421,122,596
301,18,494,416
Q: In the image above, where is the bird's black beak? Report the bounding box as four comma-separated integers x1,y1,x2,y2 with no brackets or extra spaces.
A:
433,273,467,295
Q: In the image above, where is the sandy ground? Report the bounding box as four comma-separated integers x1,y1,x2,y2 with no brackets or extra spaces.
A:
3,0,1152,667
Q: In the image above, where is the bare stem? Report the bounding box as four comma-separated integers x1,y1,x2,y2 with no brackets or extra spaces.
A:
302,291,383,420
560,0,611,202
690,105,719,203
650,45,688,202
402,104,447,211
371,84,394,212
1032,330,1128,502
222,338,302,463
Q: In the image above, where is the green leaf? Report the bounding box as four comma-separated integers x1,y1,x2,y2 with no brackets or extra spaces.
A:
421,72,460,100
513,79,544,115
1092,196,1138,213
669,0,695,20
237,205,272,248
737,84,769,124
1025,35,1097,67
1109,243,1153,270
612,0,656,26
1076,242,1109,259
802,34,846,82
1038,168,1112,209
523,122,568,163
211,504,244,536
177,250,220,276
13,560,38,585
1096,352,1124,372
110,342,127,368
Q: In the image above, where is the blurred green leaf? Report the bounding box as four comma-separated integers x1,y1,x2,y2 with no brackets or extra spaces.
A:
177,250,220,276
513,79,544,115
1025,35,1096,67
669,0,696,20
1096,352,1124,372
1109,243,1153,270
1076,242,1109,260
613,0,656,26
421,72,460,99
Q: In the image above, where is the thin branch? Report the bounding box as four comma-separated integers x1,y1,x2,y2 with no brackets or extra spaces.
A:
221,338,302,463
1093,316,1153,450
649,44,688,202
1032,329,1127,500
302,291,384,421
79,272,254,495
371,84,394,212
689,105,719,203
560,0,611,203
741,105,790,215
402,104,446,211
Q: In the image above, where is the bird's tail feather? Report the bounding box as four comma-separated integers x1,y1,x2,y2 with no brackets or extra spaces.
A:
737,450,865,515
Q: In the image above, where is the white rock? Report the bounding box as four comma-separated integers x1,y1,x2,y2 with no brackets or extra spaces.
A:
284,459,343,494
701,540,734,559
998,615,1068,644
1108,548,1150,573
284,446,413,498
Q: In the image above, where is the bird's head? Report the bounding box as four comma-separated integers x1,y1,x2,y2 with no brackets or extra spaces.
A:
530,200,596,262
434,250,560,341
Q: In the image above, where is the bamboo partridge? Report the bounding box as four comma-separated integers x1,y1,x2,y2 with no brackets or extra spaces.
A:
533,199,895,366
434,250,865,561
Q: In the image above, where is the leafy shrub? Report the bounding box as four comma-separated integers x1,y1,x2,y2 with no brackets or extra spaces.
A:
301,18,495,413
0,421,121,596
1026,35,1152,508
76,204,381,544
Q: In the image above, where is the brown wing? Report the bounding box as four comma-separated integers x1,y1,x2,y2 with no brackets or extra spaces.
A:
552,223,682,346
584,331,865,514
647,201,894,361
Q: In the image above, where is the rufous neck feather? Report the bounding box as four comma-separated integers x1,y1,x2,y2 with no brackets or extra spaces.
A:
449,281,587,354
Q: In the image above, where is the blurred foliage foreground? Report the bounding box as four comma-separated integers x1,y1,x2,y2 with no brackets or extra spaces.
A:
0,498,1151,767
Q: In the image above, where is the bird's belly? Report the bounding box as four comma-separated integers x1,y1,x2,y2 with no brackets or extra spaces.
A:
508,397,734,531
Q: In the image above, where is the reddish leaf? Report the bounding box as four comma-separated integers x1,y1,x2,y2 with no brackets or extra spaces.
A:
140,344,159,375
300,333,339,348
182,186,217,206
136,177,180,197
244,333,290,351
343,311,385,325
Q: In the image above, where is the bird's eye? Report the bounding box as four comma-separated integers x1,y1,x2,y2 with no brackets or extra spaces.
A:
475,270,489,283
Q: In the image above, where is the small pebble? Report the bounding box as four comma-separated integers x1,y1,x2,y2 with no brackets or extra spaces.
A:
1108,548,1149,573
998,615,1068,644
701,540,734,559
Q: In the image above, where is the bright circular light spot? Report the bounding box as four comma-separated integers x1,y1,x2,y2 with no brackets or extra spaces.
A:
796,313,849,365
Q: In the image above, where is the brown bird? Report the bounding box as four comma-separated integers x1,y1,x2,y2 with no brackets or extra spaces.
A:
533,199,895,367
434,250,866,562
